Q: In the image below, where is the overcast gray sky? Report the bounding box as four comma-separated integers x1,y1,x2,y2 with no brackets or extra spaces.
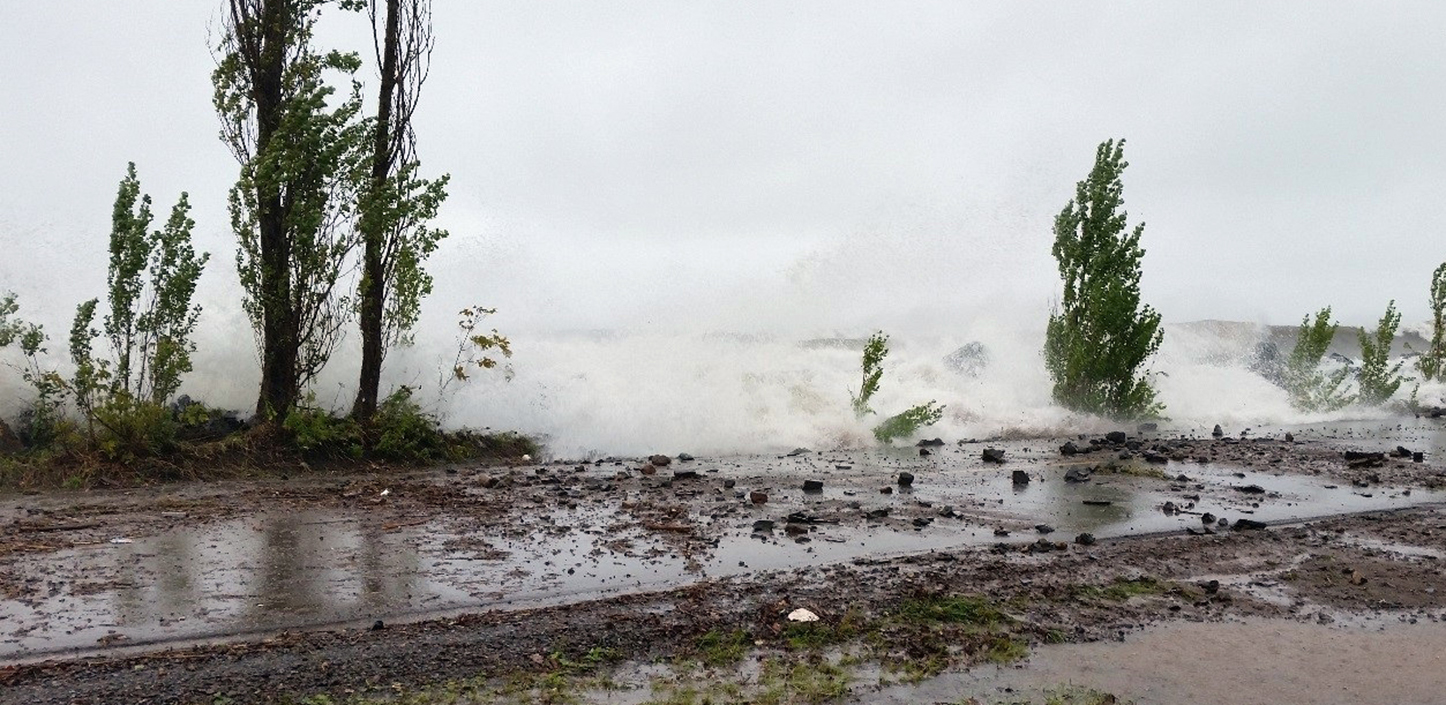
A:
2,1,1445,335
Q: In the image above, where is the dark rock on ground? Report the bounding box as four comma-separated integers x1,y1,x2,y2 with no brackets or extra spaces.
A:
912,517,933,527
880,486,894,495
649,455,672,467
1064,467,1092,483
786,448,811,457
1201,512,1217,524
672,469,699,481
1012,470,1030,486
1414,452,1425,463
897,472,915,487
1212,424,1225,438
1234,519,1269,531
802,480,824,493
723,479,736,489
1075,532,1096,546
1235,484,1267,494
1284,432,1295,443
676,453,695,462
1106,431,1127,444
982,448,1006,464
916,438,945,447
1395,446,1413,458
1060,441,1081,456
750,491,768,504
640,464,658,476
752,520,774,532
1035,524,1055,534
919,448,932,457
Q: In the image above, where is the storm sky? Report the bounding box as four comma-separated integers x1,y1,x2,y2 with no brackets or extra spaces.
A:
3,1,1445,335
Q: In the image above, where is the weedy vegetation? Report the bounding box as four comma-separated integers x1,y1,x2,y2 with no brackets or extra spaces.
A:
1356,299,1404,406
1283,307,1354,412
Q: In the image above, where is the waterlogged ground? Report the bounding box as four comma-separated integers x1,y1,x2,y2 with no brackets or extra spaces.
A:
3,419,1446,703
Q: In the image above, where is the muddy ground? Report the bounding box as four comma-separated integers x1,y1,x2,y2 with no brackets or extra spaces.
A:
2,421,1445,703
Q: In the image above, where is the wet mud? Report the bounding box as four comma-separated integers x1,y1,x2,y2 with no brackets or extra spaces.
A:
2,420,1446,703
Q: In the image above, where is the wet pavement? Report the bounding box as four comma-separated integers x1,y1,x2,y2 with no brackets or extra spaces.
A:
4,435,1444,664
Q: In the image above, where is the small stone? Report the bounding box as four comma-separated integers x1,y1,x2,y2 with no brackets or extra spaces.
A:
1105,431,1127,444
982,448,1006,464
723,478,736,488
919,448,932,457
1065,467,1093,483
640,464,658,476
649,454,672,467
672,469,699,481
1075,532,1096,546
787,448,811,457
917,438,945,447
1284,432,1294,443
912,517,933,528
802,479,824,492
752,520,775,532
880,486,894,495
1011,470,1030,486
1414,452,1425,463
993,528,1010,537
370,620,385,631
897,472,915,487
1212,424,1224,438
1201,512,1216,524
1233,518,1269,531
676,453,695,462
1035,524,1055,534
1060,441,1081,456
750,491,768,504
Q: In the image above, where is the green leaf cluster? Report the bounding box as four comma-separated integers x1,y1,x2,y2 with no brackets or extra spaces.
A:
1044,139,1163,420
1284,307,1354,412
850,331,887,418
1357,300,1404,406
1418,263,1446,382
872,401,945,444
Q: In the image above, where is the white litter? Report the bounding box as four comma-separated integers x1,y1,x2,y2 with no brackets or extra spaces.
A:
380,488,391,497
108,538,133,545
787,608,820,623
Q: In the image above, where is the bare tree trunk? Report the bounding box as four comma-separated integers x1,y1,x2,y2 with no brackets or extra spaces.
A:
244,0,301,420
354,0,403,421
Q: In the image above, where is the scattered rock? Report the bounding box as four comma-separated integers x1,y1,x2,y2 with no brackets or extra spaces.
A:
1234,484,1267,494
640,464,658,476
1060,441,1081,456
1035,524,1055,534
1011,470,1030,486
1414,452,1425,463
1075,532,1096,546
1201,512,1216,524
786,608,819,623
649,454,672,467
880,486,894,495
676,453,695,462
784,524,809,536
802,480,824,493
1233,519,1269,531
1082,499,1113,506
750,491,768,505
982,448,1006,464
868,508,890,519
370,620,385,631
786,448,811,457
1137,422,1158,433
1212,424,1224,438
752,520,775,532
1064,467,1093,483
897,472,915,487
916,438,946,447
672,469,700,481
723,479,736,489
1105,431,1127,444
1143,452,1168,464
912,517,933,528
919,448,932,457
1284,432,1294,443
993,528,1010,537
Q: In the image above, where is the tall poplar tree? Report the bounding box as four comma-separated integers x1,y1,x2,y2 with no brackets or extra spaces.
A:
1044,139,1164,419
214,0,370,419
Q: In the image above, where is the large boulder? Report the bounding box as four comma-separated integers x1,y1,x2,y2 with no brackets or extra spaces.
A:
0,418,21,455
942,342,990,377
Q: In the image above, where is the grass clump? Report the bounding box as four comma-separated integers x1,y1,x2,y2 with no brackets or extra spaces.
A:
1070,576,1163,602
896,594,1008,628
694,629,752,667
